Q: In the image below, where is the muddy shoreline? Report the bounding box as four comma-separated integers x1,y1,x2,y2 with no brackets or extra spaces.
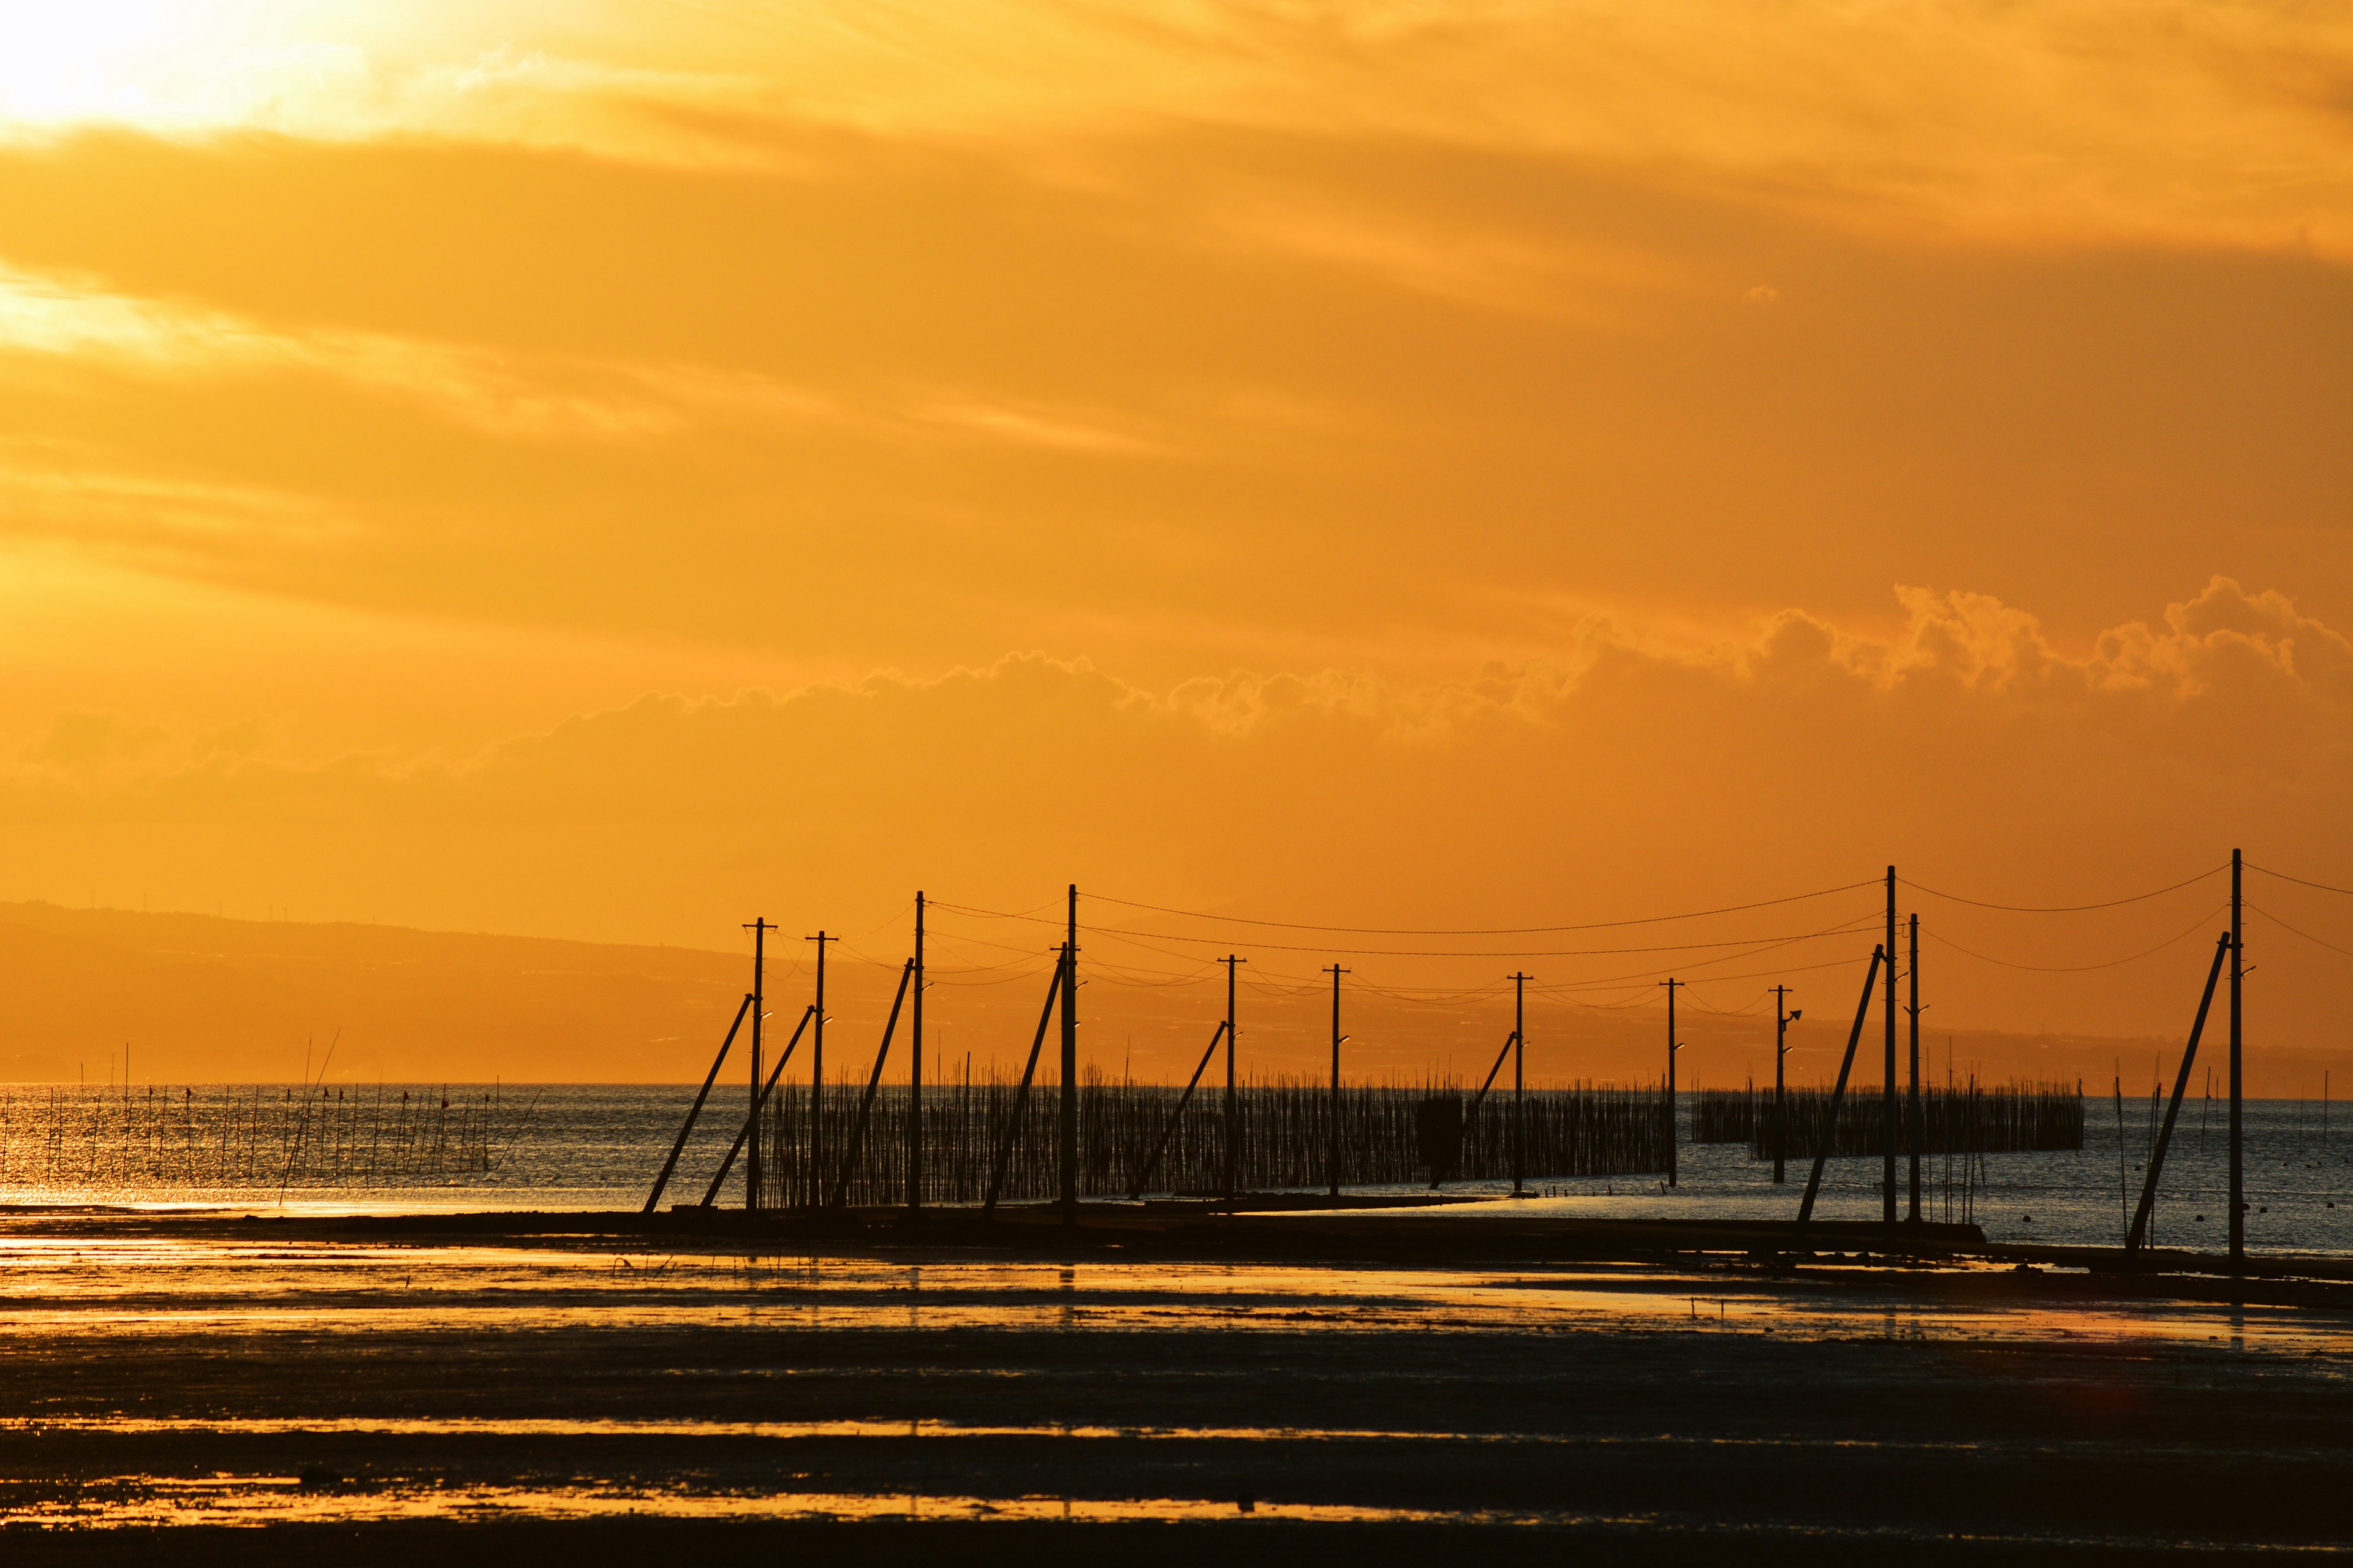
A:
1,1206,2347,1559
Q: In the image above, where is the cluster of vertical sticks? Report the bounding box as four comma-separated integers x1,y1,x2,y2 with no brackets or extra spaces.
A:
0,1083,518,1189
646,855,2260,1254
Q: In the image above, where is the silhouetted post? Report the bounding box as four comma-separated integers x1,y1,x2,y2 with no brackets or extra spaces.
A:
2128,931,2232,1252
1510,972,1530,1194
1771,985,1795,1184
1882,866,1898,1224
2229,847,2244,1265
1659,977,1684,1186
806,930,836,1208
1061,884,1078,1225
1325,964,1349,1199
745,918,770,1211
1908,912,1922,1223
910,892,925,1211
1798,945,1887,1225
1222,954,1245,1206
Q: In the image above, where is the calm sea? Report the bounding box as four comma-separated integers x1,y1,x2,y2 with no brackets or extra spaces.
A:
0,1084,2344,1256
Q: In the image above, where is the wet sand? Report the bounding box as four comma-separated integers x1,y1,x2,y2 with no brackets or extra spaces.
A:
2,1206,2349,1562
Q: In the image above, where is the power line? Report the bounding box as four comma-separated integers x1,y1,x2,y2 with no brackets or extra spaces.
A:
2248,862,2353,898
1082,879,1878,936
1899,865,2224,913
1920,903,2227,972
2248,903,2353,960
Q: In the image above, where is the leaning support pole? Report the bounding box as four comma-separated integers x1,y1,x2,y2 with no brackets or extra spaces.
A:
827,959,915,1208
984,949,1066,1216
1471,1031,1519,1113
2127,932,2233,1253
1130,1020,1229,1199
1797,945,1887,1227
644,994,751,1213
697,1006,816,1208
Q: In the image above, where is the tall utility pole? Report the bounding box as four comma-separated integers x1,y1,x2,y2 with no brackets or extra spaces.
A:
1222,955,1246,1206
1659,977,1684,1187
1907,912,1923,1223
806,930,836,1208
1325,964,1350,1199
1771,985,1795,1184
1884,865,1898,1225
745,918,769,1211
1509,972,1531,1195
2230,847,2244,1265
1061,884,1079,1225
909,892,925,1211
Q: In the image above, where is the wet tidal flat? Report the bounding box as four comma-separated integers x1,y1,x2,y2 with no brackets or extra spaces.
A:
0,1213,2349,1562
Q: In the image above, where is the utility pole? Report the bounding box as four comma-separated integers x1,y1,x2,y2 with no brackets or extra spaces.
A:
1509,973,1531,1195
1884,865,1898,1225
1061,884,1078,1226
1223,955,1246,1206
1771,985,1795,1184
743,918,770,1211
910,892,925,1212
1906,912,1924,1222
1660,977,1684,1187
1325,964,1350,1199
806,930,836,1208
2230,847,2244,1266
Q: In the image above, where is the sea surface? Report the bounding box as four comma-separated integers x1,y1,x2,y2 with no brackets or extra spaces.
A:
0,1084,2345,1256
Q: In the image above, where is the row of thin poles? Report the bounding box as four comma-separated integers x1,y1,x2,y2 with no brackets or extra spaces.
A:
0,1083,515,1187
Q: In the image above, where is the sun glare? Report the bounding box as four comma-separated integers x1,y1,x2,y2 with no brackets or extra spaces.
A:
0,2,376,132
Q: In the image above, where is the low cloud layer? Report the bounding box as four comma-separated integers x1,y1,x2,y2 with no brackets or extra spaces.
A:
2,579,2344,1053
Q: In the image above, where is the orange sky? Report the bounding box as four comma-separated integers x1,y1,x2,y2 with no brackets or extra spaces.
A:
0,3,2347,1082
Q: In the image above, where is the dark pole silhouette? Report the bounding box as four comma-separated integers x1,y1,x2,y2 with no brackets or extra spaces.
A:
1659,977,1684,1186
645,993,751,1213
1325,964,1349,1199
745,918,768,1211
1771,986,1796,1184
983,949,1064,1216
1908,912,1923,1223
1060,884,1079,1226
830,959,914,1207
1510,971,1530,1195
1132,1020,1230,1199
699,1006,816,1207
1222,955,1245,1206
910,892,925,1210
806,930,835,1208
1884,865,1897,1225
2229,847,2244,1265
1798,945,1887,1226
2128,931,2232,1253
